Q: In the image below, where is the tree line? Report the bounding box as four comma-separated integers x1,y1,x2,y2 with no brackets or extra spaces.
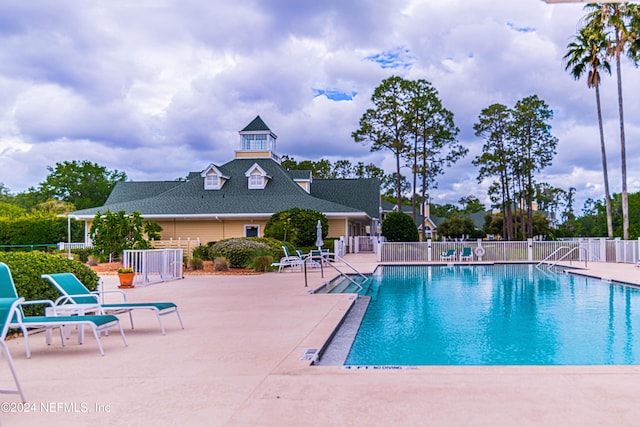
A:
564,3,640,240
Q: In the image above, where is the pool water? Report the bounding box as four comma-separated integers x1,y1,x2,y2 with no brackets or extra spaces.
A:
344,264,640,366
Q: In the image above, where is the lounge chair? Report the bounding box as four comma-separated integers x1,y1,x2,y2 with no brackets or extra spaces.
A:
310,249,332,265
440,249,456,261
271,246,304,272
460,247,473,262
0,263,128,357
0,297,27,402
295,250,321,268
41,273,184,335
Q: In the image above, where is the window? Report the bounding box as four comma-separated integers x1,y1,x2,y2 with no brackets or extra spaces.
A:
248,174,263,189
204,175,219,190
242,134,268,151
245,225,259,237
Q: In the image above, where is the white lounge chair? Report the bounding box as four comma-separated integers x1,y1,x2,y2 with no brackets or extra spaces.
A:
271,246,304,272
440,249,456,261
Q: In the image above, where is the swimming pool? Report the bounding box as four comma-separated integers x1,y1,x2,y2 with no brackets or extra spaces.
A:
337,264,640,366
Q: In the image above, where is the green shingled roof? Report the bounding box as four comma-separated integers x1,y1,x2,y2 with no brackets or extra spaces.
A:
105,181,183,205
241,115,270,132
311,179,380,218
73,158,379,219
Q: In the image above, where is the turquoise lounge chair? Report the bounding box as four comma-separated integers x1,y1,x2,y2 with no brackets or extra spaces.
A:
460,247,473,262
42,272,184,335
0,263,128,358
0,297,26,402
440,249,456,261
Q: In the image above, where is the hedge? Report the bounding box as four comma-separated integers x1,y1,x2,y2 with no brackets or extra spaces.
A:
0,251,98,316
0,216,83,246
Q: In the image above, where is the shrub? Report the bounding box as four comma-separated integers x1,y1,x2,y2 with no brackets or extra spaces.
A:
213,257,229,271
249,255,273,272
209,238,272,268
192,244,210,261
72,248,92,263
0,214,83,246
381,211,419,242
190,257,203,270
264,208,328,247
247,237,292,258
0,251,98,316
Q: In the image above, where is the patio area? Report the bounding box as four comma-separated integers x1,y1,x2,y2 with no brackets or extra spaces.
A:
3,255,640,426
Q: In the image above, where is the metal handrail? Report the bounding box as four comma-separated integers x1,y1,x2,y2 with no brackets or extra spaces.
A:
547,246,588,269
536,246,588,270
535,246,571,269
303,252,366,291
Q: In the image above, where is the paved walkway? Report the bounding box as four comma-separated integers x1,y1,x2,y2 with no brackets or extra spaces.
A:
3,256,640,426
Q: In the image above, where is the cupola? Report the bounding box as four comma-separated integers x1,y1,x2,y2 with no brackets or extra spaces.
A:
235,115,279,161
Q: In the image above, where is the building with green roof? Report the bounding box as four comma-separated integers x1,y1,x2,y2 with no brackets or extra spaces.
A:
72,116,381,247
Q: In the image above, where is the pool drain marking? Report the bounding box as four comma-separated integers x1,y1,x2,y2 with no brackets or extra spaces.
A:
301,348,318,361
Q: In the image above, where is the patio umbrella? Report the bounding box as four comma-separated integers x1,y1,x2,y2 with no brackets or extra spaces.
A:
315,220,324,250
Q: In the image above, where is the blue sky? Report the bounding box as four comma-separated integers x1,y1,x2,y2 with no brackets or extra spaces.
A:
0,0,638,212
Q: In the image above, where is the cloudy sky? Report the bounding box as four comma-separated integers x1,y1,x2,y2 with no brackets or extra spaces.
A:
0,0,638,212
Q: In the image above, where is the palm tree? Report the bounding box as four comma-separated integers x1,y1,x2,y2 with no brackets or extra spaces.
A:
584,3,640,240
564,26,613,239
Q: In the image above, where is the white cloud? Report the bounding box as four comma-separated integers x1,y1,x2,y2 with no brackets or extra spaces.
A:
0,0,637,217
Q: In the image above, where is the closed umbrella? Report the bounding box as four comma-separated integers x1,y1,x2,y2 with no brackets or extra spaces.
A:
315,220,324,250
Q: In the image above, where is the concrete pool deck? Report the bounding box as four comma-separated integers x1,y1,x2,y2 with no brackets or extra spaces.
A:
3,256,640,426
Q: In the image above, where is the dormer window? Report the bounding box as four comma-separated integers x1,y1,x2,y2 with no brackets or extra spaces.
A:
248,174,263,188
205,175,220,189
245,163,271,190
201,164,229,190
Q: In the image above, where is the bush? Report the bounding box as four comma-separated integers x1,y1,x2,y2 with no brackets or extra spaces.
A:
0,251,98,316
0,214,83,246
209,238,273,268
381,211,419,242
190,257,203,270
248,237,292,259
249,255,274,272
72,248,92,263
192,244,210,261
264,208,328,247
213,257,229,271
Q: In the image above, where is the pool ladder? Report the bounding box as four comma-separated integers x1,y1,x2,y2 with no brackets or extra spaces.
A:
536,246,589,270
305,253,368,291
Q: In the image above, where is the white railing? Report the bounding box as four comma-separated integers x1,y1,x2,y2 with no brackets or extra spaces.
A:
58,242,93,250
150,238,201,257
122,249,184,286
379,238,640,264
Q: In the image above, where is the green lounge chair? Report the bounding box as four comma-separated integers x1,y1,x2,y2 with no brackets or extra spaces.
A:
460,247,473,262
0,263,128,358
0,297,27,402
440,249,456,261
42,272,184,335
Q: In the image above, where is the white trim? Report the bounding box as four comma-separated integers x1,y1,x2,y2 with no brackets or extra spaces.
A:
73,211,370,221
244,162,271,189
244,224,260,237
200,164,229,190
